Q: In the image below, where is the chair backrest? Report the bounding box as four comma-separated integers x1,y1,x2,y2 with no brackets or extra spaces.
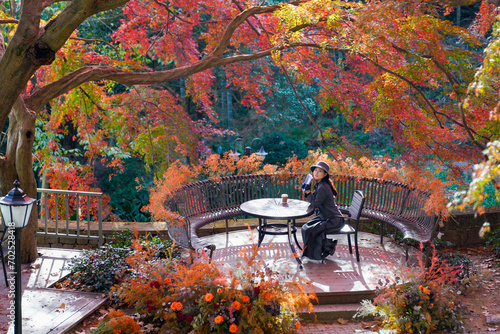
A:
348,190,365,220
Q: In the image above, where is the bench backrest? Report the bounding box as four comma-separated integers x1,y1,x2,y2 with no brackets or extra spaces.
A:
167,173,433,220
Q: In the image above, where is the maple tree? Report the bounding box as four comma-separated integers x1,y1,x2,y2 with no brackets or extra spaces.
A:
0,0,499,261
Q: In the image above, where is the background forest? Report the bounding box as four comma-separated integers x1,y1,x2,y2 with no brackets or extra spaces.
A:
1,0,499,230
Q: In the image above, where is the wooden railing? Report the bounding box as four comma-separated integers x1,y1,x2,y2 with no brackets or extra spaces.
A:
37,188,103,246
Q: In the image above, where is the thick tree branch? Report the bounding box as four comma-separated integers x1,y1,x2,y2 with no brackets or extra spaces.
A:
27,48,279,111
0,0,129,130
0,19,18,24
231,0,262,37
212,1,306,57
25,0,312,112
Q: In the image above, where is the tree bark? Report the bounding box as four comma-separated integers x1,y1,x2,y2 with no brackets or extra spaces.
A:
0,97,38,262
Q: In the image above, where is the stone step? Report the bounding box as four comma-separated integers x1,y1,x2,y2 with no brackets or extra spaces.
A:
299,303,370,322
315,290,375,305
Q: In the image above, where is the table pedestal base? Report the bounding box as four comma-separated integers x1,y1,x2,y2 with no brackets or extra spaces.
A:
257,218,304,269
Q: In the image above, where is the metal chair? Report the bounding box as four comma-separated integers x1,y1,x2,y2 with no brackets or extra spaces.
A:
324,190,365,262
1,225,9,287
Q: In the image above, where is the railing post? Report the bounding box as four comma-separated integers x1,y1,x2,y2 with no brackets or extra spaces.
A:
98,195,103,246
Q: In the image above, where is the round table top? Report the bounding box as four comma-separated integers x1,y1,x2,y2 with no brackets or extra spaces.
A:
240,198,314,220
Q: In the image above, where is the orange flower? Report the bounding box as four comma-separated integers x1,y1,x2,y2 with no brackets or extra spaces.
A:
264,292,272,301
229,323,238,333
232,301,241,310
215,315,224,324
268,324,273,328
217,288,223,294
419,286,430,295
242,295,250,303
295,321,301,329
164,277,171,284
205,293,214,302
170,302,183,311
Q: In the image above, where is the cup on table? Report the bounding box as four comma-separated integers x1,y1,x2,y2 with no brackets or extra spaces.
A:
281,194,288,203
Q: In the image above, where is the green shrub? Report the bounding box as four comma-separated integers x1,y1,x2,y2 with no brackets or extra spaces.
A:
63,231,175,292
108,228,135,248
260,133,308,165
65,244,133,292
437,252,475,282
100,157,153,222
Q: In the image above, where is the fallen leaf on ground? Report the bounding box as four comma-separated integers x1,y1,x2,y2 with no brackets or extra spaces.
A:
337,318,349,324
361,321,375,329
56,303,65,312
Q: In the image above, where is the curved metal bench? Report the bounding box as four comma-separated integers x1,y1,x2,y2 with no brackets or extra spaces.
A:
165,174,438,260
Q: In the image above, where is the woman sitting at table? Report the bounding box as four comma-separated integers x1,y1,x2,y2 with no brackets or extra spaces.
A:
301,161,344,262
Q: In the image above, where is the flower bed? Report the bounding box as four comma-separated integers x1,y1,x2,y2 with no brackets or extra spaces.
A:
109,240,316,333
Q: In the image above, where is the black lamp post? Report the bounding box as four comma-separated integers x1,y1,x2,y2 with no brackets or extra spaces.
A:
230,138,244,161
0,180,36,334
231,137,268,161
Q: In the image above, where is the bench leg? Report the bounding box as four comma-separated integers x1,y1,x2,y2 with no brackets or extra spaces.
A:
225,219,229,234
292,221,302,251
380,222,385,244
354,233,360,262
288,219,303,269
207,245,215,263
257,218,265,247
405,240,409,262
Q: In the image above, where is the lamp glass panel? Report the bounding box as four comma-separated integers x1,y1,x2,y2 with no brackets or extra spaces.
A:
2,205,33,228
0,205,12,227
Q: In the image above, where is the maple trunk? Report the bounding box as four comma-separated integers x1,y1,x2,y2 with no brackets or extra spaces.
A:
0,98,38,263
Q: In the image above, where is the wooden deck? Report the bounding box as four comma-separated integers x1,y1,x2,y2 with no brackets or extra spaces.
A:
1,248,107,334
